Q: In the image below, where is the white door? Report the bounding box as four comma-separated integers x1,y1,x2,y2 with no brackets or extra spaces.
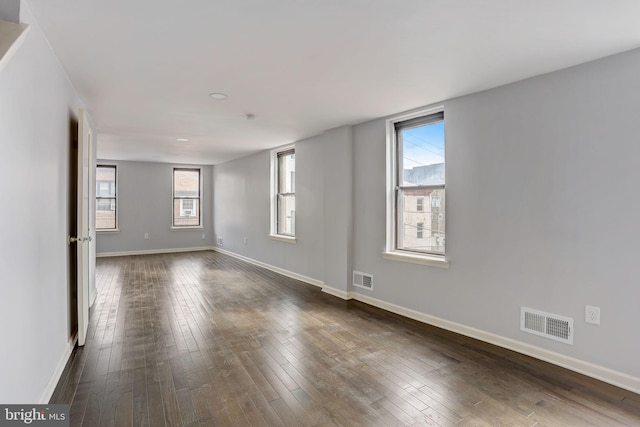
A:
76,108,92,346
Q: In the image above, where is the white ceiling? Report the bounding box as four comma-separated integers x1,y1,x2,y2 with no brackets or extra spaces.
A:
25,0,640,165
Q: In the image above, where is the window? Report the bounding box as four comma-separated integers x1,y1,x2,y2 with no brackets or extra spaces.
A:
386,107,447,265
271,146,296,239
96,165,117,230
173,168,201,227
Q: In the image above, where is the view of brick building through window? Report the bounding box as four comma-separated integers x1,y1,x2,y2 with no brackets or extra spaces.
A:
400,164,445,253
96,165,116,229
173,168,200,227
396,113,445,255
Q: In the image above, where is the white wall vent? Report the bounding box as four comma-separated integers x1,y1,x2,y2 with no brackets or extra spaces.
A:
520,307,573,345
353,271,373,291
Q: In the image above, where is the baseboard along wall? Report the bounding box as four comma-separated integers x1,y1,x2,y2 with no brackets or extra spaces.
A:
96,246,215,258
41,334,77,404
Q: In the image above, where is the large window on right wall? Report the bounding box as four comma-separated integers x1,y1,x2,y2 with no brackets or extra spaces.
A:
385,107,448,267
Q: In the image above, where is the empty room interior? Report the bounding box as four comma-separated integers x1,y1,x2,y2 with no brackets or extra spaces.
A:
2,0,640,425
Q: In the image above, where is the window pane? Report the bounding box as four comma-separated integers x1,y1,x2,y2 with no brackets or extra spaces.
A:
96,166,116,230
96,198,116,229
395,113,445,255
398,188,445,254
174,169,200,197
277,194,295,235
399,121,444,187
173,168,201,227
96,166,116,197
97,199,112,211
174,199,200,226
278,151,295,193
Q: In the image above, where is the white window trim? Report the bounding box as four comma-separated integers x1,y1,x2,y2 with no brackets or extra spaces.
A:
382,250,449,268
268,234,297,244
170,226,204,231
270,144,297,241
96,163,118,231
385,105,448,268
171,166,203,229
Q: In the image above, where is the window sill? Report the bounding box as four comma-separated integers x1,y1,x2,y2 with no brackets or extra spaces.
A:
382,251,449,269
170,226,204,231
97,229,120,233
268,234,297,244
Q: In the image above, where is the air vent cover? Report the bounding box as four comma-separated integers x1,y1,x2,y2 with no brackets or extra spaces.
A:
520,307,573,345
353,271,373,290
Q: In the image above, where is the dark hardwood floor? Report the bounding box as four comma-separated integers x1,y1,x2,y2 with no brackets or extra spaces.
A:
51,251,640,426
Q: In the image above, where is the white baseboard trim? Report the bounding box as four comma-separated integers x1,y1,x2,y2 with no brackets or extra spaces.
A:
97,246,215,258
347,292,640,395
89,287,97,307
212,247,325,288
321,285,350,300
40,334,77,404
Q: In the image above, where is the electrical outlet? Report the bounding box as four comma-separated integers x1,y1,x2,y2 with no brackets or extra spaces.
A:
585,305,600,325
144,233,149,239
217,237,223,246
202,233,205,240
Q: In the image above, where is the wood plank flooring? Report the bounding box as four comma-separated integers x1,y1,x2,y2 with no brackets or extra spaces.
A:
50,251,640,426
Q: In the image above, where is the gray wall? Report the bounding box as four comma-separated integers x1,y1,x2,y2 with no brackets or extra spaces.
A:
0,2,87,402
322,126,354,293
0,0,20,22
96,160,214,254
213,135,326,281
213,47,640,381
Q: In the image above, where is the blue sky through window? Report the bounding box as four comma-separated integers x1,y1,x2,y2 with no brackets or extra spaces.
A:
402,121,444,170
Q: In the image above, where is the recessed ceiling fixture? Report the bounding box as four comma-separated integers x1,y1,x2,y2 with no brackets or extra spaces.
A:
176,138,189,142
209,92,228,100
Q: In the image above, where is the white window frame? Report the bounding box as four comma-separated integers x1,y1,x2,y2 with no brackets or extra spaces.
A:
383,106,449,268
171,166,203,229
96,163,119,232
269,144,297,243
